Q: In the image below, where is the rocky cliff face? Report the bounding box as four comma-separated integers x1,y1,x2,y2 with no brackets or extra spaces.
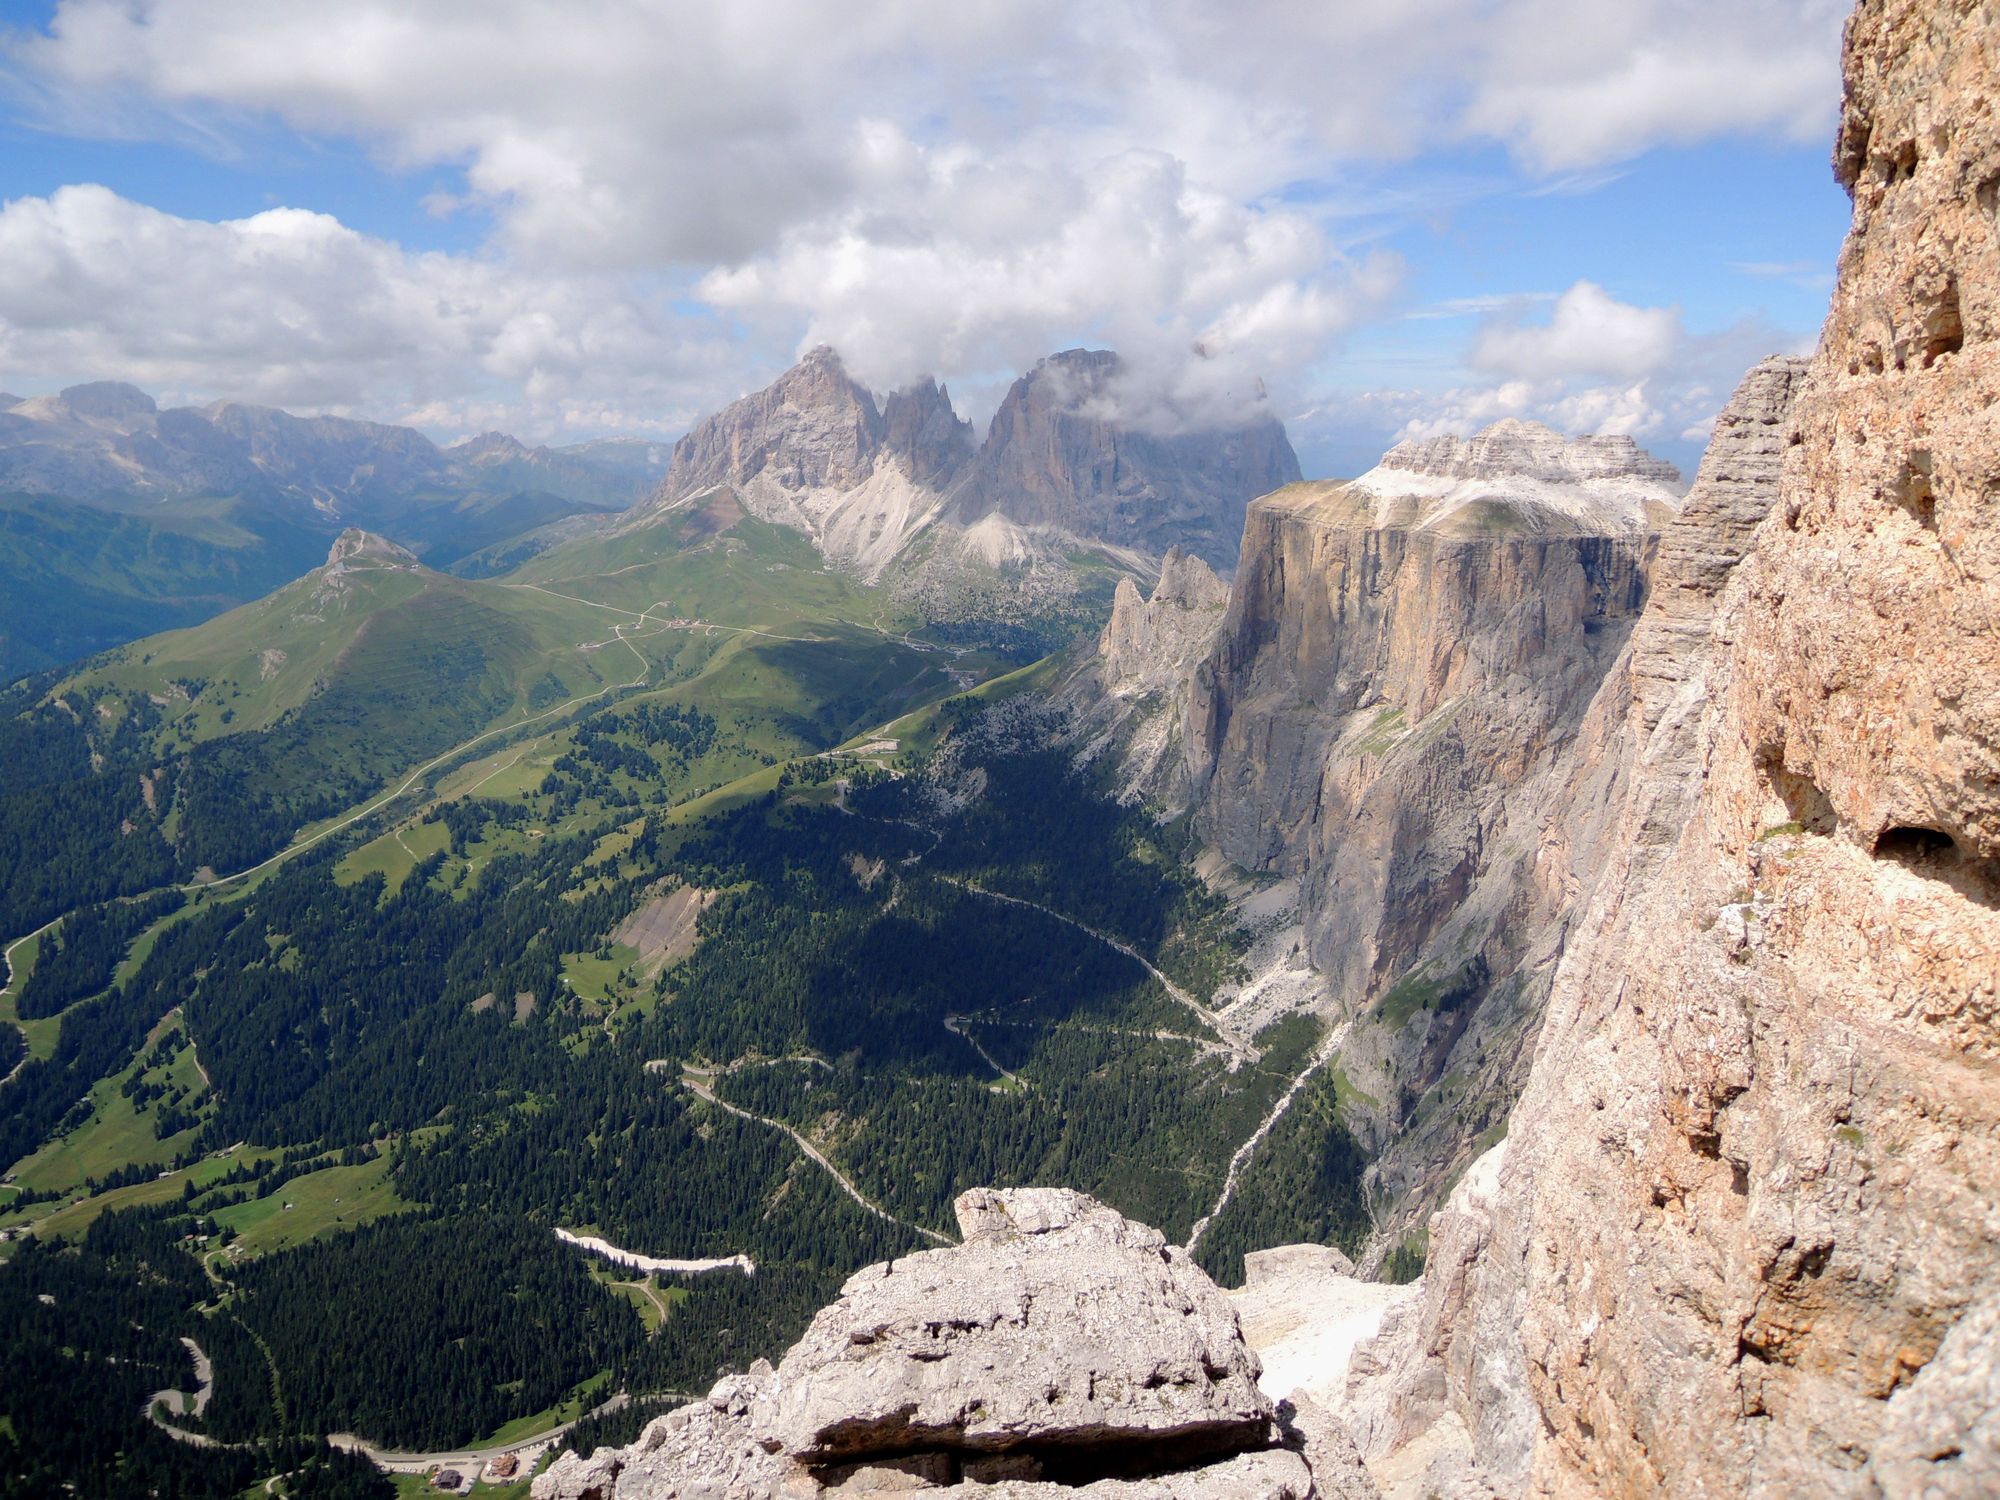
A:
1058,547,1233,807
1344,1,2000,1493
642,346,975,577
537,1190,1377,1499
641,346,1300,583
948,350,1302,568
1165,422,1677,1226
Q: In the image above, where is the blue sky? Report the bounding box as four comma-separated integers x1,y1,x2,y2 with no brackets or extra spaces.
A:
0,0,1853,477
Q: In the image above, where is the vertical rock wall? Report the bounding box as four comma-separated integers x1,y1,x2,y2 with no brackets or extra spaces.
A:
1180,481,1654,1225
1355,3,2000,1493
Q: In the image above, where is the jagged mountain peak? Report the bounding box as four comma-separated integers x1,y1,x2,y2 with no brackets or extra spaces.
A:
640,343,1301,581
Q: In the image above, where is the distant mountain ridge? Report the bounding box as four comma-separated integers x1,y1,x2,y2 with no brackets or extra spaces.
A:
638,346,1302,579
0,381,664,519
0,382,673,682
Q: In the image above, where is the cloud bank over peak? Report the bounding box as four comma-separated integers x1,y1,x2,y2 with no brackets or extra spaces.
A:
0,0,1847,456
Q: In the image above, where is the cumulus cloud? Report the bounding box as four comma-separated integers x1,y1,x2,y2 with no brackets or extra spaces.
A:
701,141,1404,432
0,184,753,436
1472,281,1682,382
0,1,1844,441
1364,280,1817,473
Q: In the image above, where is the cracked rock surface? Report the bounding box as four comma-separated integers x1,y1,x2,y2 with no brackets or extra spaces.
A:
534,1190,1373,1499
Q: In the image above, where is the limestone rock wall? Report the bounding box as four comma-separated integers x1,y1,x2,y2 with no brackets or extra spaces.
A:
1058,546,1232,809
1351,3,2000,1493
534,1190,1377,1500
1180,479,1653,1226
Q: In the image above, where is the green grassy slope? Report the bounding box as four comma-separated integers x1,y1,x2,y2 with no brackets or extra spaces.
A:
0,494,329,684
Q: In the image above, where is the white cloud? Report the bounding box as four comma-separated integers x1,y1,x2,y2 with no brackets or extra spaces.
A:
1356,283,1818,474
1472,281,1682,382
1458,0,1849,171
701,140,1403,432
0,184,754,437
0,1,1844,442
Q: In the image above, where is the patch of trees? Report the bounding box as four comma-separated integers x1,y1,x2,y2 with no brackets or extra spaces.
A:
225,1214,642,1451
0,696,176,933
1188,1070,1371,1288
19,882,183,1021
0,895,241,1174
0,1204,388,1499
180,838,642,1150
423,794,533,853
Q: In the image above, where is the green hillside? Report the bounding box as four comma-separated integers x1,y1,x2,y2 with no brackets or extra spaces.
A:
0,493,329,683
0,488,1373,1482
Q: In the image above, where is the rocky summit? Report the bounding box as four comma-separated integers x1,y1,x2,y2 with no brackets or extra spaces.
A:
639,347,1300,580
535,1190,1376,1499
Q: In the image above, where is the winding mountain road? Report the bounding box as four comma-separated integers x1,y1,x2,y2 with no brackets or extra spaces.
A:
678,1071,953,1247
944,880,1249,1061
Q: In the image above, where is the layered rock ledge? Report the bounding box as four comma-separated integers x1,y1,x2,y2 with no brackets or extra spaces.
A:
535,1190,1376,1499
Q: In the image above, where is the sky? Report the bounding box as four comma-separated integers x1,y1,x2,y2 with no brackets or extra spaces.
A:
0,0,1854,478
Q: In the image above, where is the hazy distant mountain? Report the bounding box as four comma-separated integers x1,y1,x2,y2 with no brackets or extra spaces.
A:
0,382,672,681
0,382,667,524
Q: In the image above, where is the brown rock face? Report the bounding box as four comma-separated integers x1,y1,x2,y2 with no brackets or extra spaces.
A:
950,350,1303,568
1350,3,2000,1494
654,347,974,505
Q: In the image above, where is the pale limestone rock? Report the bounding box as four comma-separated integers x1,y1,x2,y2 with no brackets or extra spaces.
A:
1230,1246,1411,1414
760,1187,1271,1463
1352,3,2000,1494
1354,419,1682,537
1058,546,1231,809
536,1191,1363,1500
1098,546,1230,701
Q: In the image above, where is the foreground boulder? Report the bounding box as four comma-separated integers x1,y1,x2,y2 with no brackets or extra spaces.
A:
535,1189,1375,1498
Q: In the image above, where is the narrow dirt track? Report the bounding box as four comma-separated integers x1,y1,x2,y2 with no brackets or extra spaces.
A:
944,880,1248,1060
679,1073,952,1247
1183,1022,1352,1256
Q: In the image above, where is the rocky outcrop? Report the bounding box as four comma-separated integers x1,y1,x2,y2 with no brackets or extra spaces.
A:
535,1190,1375,1499
1058,547,1232,806
948,350,1302,568
640,347,1301,583
1626,356,1808,736
323,528,419,570
1346,2,2000,1493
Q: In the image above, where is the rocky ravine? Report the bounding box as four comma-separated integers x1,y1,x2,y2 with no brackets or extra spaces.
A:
536,1189,1377,1499
1338,0,1999,1493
